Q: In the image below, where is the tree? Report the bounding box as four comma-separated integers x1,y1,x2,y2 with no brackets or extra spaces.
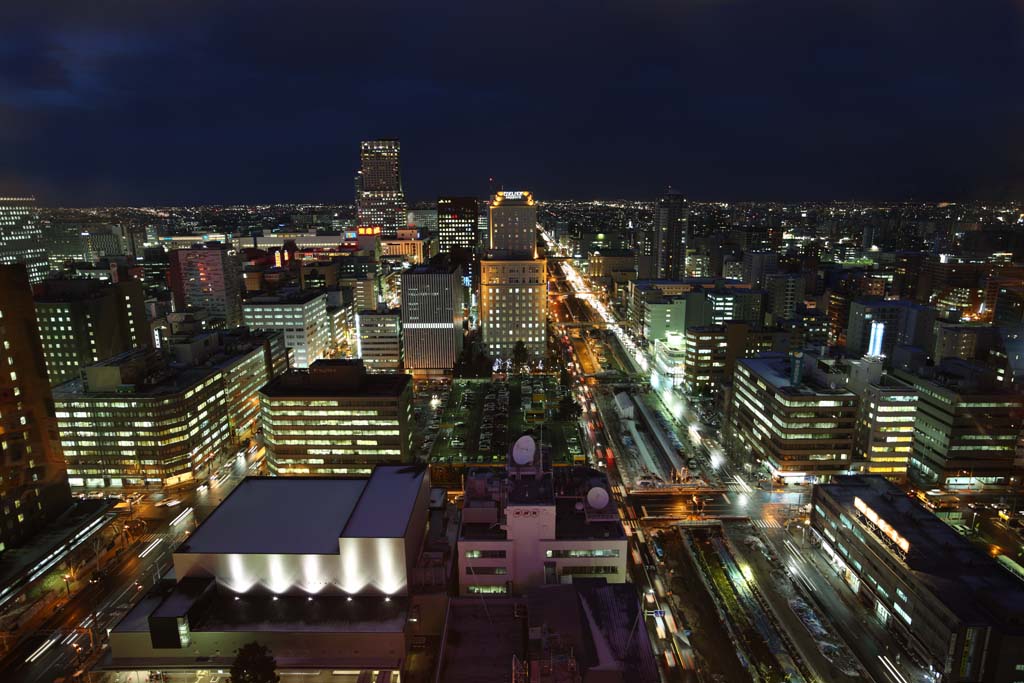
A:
559,395,583,421
230,642,280,683
511,341,530,372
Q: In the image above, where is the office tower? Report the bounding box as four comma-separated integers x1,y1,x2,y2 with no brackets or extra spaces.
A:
437,196,478,252
0,265,71,550
458,444,626,595
741,250,778,289
845,299,936,358
357,139,406,237
0,196,48,284
655,191,688,279
243,290,329,368
34,279,149,386
107,466,433,679
400,261,464,375
260,359,413,475
489,190,537,255
54,333,287,489
811,476,1024,682
356,307,403,371
635,224,663,280
848,364,917,483
932,321,995,363
894,359,1024,488
480,255,547,360
764,273,805,324
729,352,857,480
993,284,1024,327
168,243,243,327
408,207,437,234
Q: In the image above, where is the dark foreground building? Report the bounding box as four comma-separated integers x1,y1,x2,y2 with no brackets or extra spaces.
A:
812,476,1024,682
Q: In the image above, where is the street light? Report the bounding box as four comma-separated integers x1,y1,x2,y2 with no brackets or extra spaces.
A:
63,574,71,597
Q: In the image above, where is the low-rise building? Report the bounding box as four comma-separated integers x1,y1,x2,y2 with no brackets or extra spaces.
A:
106,466,437,679
812,476,1024,682
260,359,413,475
457,436,627,595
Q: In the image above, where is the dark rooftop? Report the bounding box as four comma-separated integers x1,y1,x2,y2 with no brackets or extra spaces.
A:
259,358,410,398
819,476,1024,633
178,466,426,555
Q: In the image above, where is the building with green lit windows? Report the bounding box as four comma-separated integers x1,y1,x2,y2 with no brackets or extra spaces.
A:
894,358,1024,489
259,359,412,476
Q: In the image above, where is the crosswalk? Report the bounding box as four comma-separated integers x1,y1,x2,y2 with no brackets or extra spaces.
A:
752,518,782,529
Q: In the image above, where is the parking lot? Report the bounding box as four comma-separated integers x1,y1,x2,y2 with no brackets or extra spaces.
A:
428,377,583,468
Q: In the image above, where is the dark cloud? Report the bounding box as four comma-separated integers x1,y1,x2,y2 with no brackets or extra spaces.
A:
0,0,1022,204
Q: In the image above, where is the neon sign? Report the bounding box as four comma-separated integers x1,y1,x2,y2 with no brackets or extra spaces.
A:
854,496,910,554
500,191,526,200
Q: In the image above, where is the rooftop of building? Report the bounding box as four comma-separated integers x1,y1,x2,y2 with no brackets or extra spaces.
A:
526,580,660,683
460,466,624,543
177,465,426,555
588,248,634,258
53,352,220,399
259,358,410,398
818,476,1024,633
243,288,325,305
739,352,855,398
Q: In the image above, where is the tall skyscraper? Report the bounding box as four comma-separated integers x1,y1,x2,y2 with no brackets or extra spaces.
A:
34,278,150,385
654,191,688,279
0,196,48,284
437,196,478,252
489,190,537,255
168,243,243,327
0,265,71,551
357,139,407,237
400,260,464,375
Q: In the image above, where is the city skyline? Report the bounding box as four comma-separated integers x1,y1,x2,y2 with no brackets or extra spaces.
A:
2,1,1023,205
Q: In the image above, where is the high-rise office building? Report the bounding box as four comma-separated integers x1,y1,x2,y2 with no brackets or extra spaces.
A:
400,261,464,375
0,197,48,284
741,250,779,289
260,359,413,475
848,364,917,483
488,191,537,255
894,359,1024,488
480,255,547,360
0,265,71,551
635,224,663,280
243,290,329,369
729,352,857,481
357,139,406,237
54,332,287,489
846,299,936,358
764,273,805,324
655,191,688,279
356,307,403,371
437,196,478,252
34,279,150,386
168,243,243,327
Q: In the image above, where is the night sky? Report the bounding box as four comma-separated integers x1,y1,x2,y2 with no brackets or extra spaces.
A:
1,1,1022,206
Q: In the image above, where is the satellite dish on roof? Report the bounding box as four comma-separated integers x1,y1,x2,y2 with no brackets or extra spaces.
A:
586,486,610,510
511,435,536,466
